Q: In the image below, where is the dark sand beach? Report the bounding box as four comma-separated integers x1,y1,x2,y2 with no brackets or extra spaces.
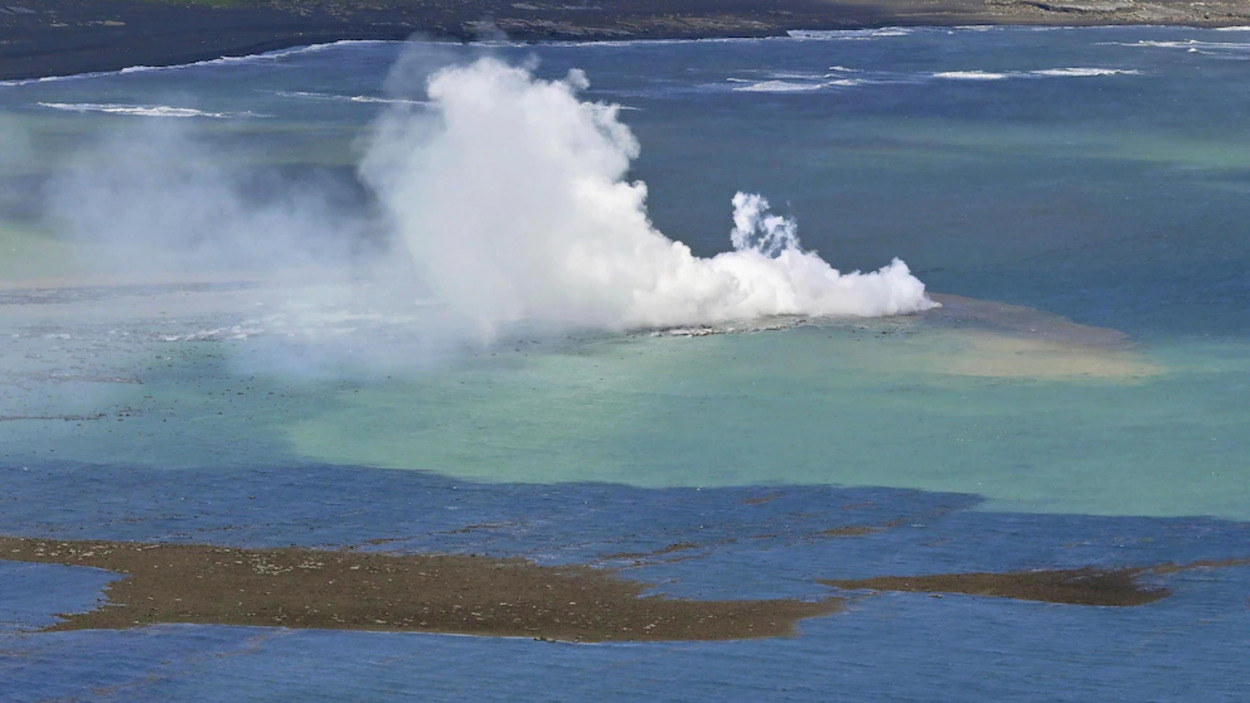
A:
2,0,1249,80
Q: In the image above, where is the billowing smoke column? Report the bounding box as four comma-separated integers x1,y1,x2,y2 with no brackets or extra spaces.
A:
364,57,935,339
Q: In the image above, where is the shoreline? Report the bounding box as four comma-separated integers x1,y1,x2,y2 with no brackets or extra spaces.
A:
1,1,1248,82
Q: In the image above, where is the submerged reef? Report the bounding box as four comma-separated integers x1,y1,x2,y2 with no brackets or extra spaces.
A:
821,559,1250,606
0,536,840,641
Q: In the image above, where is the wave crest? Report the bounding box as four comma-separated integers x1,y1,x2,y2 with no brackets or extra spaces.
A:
37,102,261,119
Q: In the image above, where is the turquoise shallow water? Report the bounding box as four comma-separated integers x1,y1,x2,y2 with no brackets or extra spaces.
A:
1,295,1245,519
2,25,1249,700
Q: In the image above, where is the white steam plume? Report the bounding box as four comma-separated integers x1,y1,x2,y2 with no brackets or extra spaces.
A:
363,57,935,339
41,50,935,374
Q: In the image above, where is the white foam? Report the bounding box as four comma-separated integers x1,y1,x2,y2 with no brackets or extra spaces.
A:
274,90,334,100
933,70,1010,80
767,71,833,80
116,65,163,75
362,58,935,338
269,39,394,56
144,39,395,72
348,95,430,105
1029,67,1141,77
157,325,257,342
728,69,869,92
0,71,117,87
556,37,785,50
788,28,914,41
932,67,1138,82
732,80,827,93
1,40,397,86
275,90,428,106
36,102,261,119
1115,39,1250,51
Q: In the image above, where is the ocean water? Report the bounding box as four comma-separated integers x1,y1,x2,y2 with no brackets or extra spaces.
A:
2,26,1249,700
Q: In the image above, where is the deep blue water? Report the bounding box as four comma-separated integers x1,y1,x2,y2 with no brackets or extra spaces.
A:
3,462,1249,701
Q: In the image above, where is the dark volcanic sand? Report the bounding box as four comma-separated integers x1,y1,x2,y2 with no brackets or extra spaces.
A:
3,0,1250,81
0,536,841,641
5,536,1247,638
821,559,1250,606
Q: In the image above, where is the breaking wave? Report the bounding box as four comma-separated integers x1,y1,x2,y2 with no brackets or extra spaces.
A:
1110,39,1250,57
731,80,831,93
37,102,264,119
788,28,915,41
725,65,1137,93
0,40,395,87
1029,67,1140,77
934,70,1011,81
274,90,429,106
935,68,1139,81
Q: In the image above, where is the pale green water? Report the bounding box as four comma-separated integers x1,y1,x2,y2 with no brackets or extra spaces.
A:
280,327,1247,518
3,294,1245,519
